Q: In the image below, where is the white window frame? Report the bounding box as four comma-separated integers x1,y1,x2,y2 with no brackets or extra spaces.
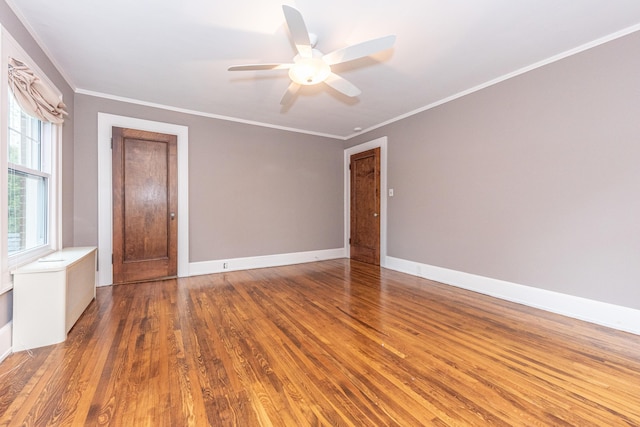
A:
0,27,62,293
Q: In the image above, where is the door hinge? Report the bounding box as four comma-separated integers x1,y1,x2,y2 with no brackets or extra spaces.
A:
111,254,114,264
349,238,351,244
349,163,351,170
111,138,113,149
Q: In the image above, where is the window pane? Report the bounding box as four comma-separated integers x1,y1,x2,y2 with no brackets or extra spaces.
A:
8,91,41,170
8,169,48,254
7,88,48,256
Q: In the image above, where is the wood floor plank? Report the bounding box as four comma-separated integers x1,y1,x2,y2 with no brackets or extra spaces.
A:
1,259,639,426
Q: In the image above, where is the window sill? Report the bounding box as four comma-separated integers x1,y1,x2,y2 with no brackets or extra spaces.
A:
0,284,12,296
9,246,56,271
3,246,58,295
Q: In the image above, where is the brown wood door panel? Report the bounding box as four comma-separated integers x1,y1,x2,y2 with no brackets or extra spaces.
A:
350,147,380,265
112,127,178,284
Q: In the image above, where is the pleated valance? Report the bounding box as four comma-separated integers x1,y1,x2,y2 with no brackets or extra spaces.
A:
8,57,67,124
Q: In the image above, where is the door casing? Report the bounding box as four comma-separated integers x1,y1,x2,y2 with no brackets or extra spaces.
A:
344,136,388,267
97,113,189,286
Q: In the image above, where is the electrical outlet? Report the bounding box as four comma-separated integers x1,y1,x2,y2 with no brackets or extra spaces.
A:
223,262,228,269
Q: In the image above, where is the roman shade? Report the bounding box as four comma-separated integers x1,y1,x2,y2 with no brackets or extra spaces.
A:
8,57,67,124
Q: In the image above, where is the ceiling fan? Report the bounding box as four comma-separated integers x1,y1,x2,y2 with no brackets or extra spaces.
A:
228,5,396,106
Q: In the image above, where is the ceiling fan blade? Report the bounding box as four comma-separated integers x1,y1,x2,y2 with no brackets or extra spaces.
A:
281,81,301,105
323,73,361,97
323,35,396,66
228,63,293,71
282,5,312,58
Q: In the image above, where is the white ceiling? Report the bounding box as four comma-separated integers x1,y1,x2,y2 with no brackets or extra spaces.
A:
7,0,640,139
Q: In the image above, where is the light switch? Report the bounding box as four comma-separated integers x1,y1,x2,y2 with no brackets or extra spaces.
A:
388,188,394,197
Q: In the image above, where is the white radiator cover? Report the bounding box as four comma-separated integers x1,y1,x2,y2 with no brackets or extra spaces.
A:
12,247,97,351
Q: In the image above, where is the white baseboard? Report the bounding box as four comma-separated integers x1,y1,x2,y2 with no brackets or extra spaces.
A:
0,321,12,362
189,248,346,277
386,256,640,336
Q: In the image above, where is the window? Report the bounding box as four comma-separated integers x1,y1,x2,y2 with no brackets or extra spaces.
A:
8,91,50,255
1,28,63,291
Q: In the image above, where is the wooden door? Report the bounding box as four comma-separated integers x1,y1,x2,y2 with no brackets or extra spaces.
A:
350,147,380,265
112,127,178,284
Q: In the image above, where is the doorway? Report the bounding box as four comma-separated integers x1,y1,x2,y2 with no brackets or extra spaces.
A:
344,137,387,267
97,113,189,287
112,127,178,284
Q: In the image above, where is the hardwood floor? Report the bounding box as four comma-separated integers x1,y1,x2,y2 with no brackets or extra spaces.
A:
1,259,639,426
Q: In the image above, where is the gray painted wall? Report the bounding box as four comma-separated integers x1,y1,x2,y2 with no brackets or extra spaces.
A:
348,31,640,310
73,95,344,262
1,1,75,330
0,292,10,327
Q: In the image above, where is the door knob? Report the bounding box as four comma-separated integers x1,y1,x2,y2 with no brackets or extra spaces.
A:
373,213,378,217
170,212,176,220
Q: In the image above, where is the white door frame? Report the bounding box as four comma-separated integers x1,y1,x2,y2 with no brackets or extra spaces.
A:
97,113,189,286
344,136,388,267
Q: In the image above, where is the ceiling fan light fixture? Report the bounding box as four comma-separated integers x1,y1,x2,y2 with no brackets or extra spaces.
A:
288,56,331,85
